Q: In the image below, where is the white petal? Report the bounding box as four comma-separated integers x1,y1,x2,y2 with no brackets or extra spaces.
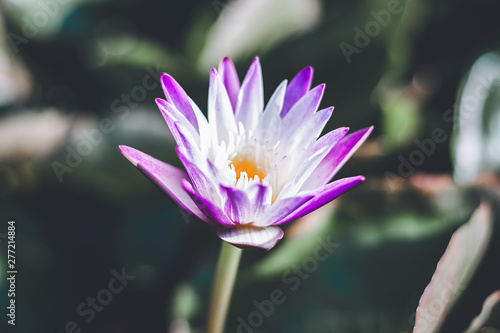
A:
217,225,284,250
255,80,287,147
208,69,238,145
235,57,263,133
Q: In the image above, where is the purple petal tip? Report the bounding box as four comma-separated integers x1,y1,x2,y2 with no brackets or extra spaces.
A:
155,97,168,106
249,57,261,70
180,178,193,192
210,68,219,81
119,145,139,166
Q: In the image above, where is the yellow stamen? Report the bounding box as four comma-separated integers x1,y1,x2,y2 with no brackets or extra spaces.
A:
230,157,266,181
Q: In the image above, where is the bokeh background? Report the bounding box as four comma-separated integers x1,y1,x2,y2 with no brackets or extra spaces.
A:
1,0,500,332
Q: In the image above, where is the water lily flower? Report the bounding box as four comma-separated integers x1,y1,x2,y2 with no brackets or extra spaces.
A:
119,57,372,250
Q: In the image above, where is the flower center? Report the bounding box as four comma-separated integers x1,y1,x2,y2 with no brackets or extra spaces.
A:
230,156,266,181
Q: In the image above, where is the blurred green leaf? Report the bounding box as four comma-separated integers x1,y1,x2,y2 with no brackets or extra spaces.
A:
380,88,421,150
171,283,201,320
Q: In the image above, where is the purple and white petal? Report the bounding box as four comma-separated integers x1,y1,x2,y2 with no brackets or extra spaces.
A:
281,66,313,118
176,147,222,205
274,176,365,225
182,180,234,226
246,183,272,220
155,99,182,144
218,57,240,112
187,96,212,152
302,126,373,191
119,145,211,224
283,106,334,153
217,225,284,250
157,99,201,151
256,80,287,147
292,127,350,190
208,69,238,145
173,121,206,167
278,127,350,199
220,185,252,224
161,74,198,131
279,84,325,141
235,57,263,132
275,107,335,192
308,127,350,157
256,194,314,227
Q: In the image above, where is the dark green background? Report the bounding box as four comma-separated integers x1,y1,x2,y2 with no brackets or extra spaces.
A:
1,0,500,332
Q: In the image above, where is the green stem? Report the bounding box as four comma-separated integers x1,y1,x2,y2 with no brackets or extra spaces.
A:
207,241,243,333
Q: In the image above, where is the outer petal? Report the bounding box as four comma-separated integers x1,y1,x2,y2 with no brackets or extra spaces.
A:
279,84,325,141
308,127,350,157
217,225,284,250
275,107,335,193
182,180,234,226
274,176,365,225
279,127,350,198
173,120,206,168
256,194,314,226
220,185,252,224
235,57,263,132
176,147,221,205
302,126,373,191
246,183,272,220
155,99,182,144
218,57,240,111
220,183,272,224
281,106,334,155
281,66,313,117
161,74,198,131
119,145,211,224
187,96,211,154
156,98,200,151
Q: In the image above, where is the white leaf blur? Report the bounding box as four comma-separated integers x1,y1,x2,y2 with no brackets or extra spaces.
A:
197,0,321,70
465,290,500,333
413,203,493,333
452,52,500,186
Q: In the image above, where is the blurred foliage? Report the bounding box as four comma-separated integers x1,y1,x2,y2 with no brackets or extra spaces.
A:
452,52,500,186
0,0,499,332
